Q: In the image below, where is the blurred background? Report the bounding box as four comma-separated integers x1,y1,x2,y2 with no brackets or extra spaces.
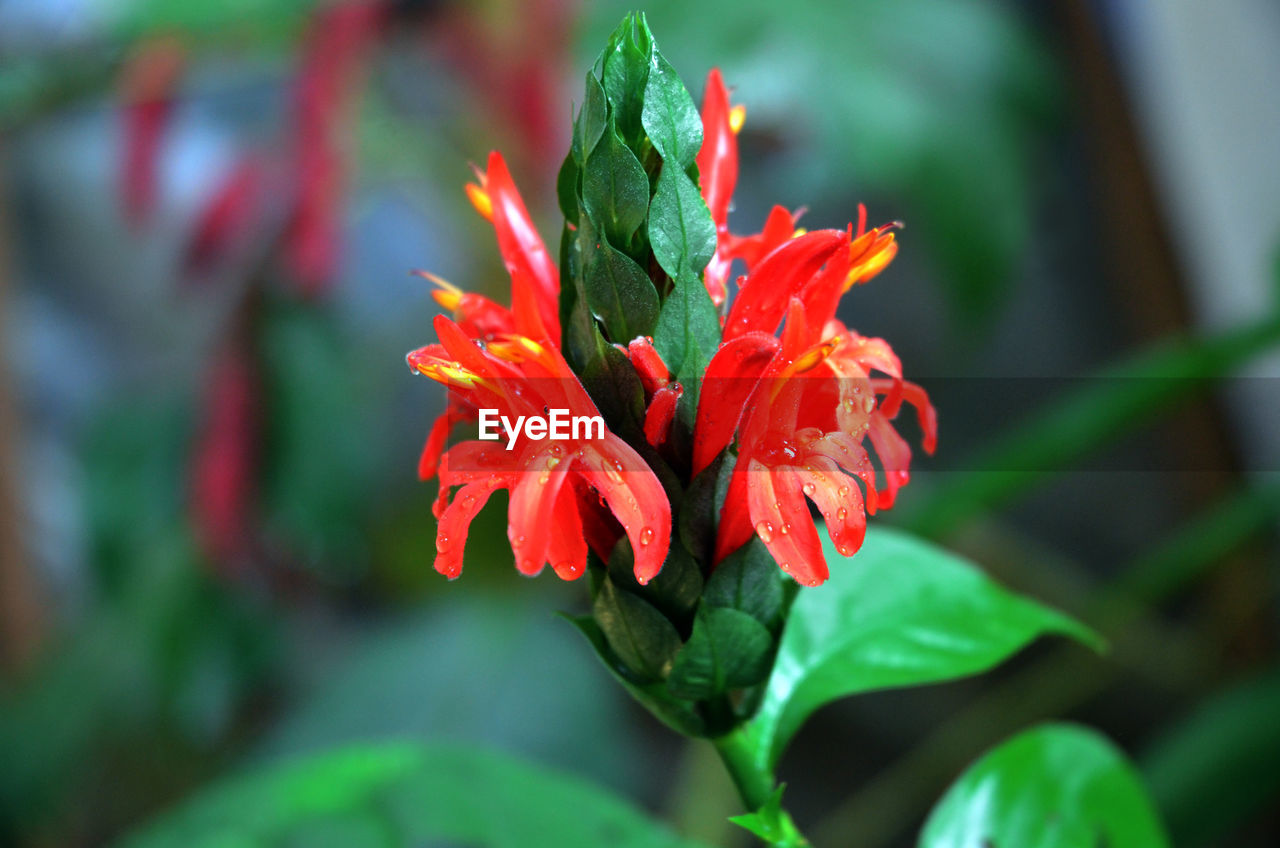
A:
1,0,1278,845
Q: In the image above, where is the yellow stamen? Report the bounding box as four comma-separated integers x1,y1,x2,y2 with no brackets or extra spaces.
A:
413,270,464,310
465,183,493,222
770,337,841,400
792,227,808,238
728,104,746,134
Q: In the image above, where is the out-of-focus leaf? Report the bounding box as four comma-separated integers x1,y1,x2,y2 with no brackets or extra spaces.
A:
921,723,1170,848
115,742,709,848
1141,668,1280,848
743,528,1100,771
256,599,649,798
902,315,1280,537
259,299,383,577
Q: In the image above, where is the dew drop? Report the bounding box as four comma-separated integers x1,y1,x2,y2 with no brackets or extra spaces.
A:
780,523,791,535
435,534,450,553
538,473,550,485
863,396,875,414
836,507,848,521
802,482,817,496
638,527,655,547
755,520,775,542
837,543,855,556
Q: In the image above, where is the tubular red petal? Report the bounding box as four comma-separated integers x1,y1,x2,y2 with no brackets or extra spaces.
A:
745,459,828,586
692,332,780,475
417,409,456,480
867,412,912,510
627,336,670,394
547,484,588,580
577,437,671,584
484,151,560,342
713,464,756,565
643,384,682,447
796,455,867,558
697,68,737,230
728,205,802,269
723,230,848,342
507,449,570,576
434,477,504,579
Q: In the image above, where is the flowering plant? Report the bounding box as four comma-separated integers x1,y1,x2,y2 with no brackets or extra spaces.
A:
392,14,1174,846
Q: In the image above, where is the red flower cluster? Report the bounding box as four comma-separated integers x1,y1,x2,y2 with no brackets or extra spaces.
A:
410,70,935,588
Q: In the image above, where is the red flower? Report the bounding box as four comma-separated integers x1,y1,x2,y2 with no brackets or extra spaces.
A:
119,36,185,226
408,316,671,583
692,69,935,584
415,150,562,478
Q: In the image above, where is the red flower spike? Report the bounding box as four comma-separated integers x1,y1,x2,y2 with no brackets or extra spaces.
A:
185,157,263,274
414,316,671,583
643,384,683,448
697,68,739,306
481,151,561,343
626,336,670,395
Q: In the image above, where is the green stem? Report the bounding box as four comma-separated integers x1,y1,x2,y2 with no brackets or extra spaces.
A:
712,727,775,812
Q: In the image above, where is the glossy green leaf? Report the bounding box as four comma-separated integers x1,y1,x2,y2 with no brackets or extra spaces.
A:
744,528,1101,770
667,607,774,700
582,236,660,342
593,577,683,683
557,153,580,221
652,271,721,382
921,723,1170,848
116,742,707,848
647,162,716,282
640,48,703,168
583,123,651,247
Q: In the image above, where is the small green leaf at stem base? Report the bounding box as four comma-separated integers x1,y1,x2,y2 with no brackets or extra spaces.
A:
728,785,809,847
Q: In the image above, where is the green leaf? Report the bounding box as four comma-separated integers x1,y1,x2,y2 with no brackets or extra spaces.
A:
116,742,707,848
607,536,704,623
702,540,785,630
573,70,608,166
582,236,661,342
647,162,716,282
640,47,703,168
564,614,707,738
593,577,683,683
921,723,1171,848
557,153,580,221
652,271,721,381
601,14,653,145
583,122,652,246
744,527,1101,770
728,786,808,847
667,607,774,700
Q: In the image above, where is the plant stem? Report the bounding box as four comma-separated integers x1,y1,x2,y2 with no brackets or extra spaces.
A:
711,727,775,812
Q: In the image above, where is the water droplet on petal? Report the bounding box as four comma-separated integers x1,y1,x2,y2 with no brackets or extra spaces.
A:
836,507,848,521
638,527,655,547
780,523,791,535
837,543,855,556
755,520,775,542
863,396,875,414
802,482,817,496
436,534,450,553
